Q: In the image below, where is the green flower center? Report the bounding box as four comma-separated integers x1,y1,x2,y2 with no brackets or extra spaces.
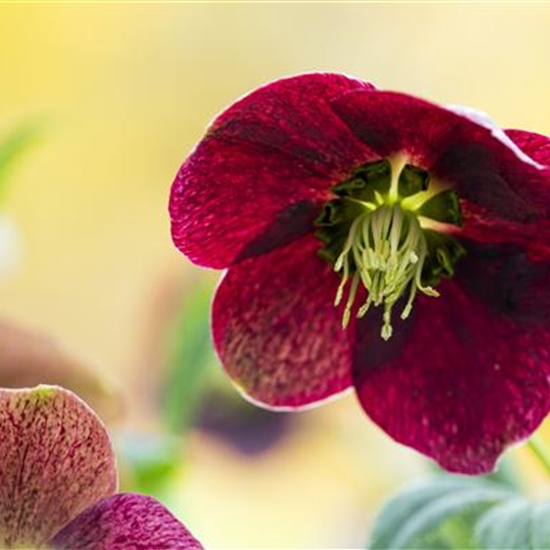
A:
315,157,465,340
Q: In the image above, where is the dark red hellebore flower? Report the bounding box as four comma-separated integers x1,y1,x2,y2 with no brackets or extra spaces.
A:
169,73,550,474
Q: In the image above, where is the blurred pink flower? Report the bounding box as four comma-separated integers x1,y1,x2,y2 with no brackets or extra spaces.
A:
0,318,120,420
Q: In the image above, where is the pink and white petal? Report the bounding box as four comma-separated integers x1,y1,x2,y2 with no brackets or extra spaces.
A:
506,129,550,168
212,234,352,409
170,73,378,269
330,90,550,224
0,386,117,549
449,106,544,170
50,493,203,550
352,262,550,474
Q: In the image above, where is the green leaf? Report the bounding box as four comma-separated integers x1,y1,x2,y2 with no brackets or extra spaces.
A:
475,497,550,550
475,497,531,549
425,456,521,489
162,274,217,433
116,432,182,496
480,457,523,489
0,119,45,203
532,500,550,549
368,476,515,549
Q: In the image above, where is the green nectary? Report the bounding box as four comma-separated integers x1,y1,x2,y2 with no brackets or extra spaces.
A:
315,157,466,340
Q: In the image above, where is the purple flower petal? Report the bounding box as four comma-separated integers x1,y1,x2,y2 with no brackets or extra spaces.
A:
0,386,117,548
50,493,203,550
212,234,352,408
352,246,550,473
170,73,377,269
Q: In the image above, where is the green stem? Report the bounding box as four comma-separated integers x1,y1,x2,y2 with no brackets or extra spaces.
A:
527,434,550,478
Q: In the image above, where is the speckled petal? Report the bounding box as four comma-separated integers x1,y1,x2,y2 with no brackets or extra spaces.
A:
330,90,550,224
0,386,117,548
50,493,203,550
170,72,377,269
212,234,352,408
0,318,119,421
352,244,550,474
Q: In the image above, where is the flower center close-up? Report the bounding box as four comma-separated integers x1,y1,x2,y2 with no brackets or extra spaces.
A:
315,157,466,340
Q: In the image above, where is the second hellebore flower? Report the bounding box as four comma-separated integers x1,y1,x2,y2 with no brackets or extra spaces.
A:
169,73,550,474
0,385,202,549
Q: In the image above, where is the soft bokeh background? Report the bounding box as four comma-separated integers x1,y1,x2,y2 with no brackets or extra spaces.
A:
1,3,550,548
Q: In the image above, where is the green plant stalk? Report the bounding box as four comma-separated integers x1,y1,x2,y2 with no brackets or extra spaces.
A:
526,434,550,478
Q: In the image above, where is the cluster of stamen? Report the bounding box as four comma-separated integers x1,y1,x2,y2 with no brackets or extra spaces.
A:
315,157,464,340
334,204,438,339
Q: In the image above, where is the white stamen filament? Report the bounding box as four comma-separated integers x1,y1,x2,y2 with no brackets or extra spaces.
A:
334,204,438,340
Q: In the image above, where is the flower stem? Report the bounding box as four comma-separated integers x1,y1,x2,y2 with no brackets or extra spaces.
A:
527,434,550,478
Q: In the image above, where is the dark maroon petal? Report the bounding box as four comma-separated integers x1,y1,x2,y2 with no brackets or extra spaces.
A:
212,234,352,408
170,73,377,269
456,130,550,257
50,493,203,550
352,250,550,473
456,240,550,321
330,90,550,224
457,201,550,263
0,386,117,548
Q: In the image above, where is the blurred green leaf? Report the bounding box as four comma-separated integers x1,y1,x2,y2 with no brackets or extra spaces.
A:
531,500,550,549
116,432,183,496
426,456,522,490
0,119,45,203
368,476,515,549
475,497,550,550
162,275,216,433
479,457,523,489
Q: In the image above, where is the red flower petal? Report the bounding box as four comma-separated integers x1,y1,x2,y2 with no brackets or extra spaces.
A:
455,240,550,321
330,90,550,223
212,234,352,408
171,140,323,269
352,255,550,473
50,493,203,550
210,73,375,174
170,73,377,269
0,386,117,548
457,130,550,257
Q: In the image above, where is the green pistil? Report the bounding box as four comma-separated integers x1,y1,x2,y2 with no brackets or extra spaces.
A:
398,163,430,197
332,159,391,202
315,157,464,340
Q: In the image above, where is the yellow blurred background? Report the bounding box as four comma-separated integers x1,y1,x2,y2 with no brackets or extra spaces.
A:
1,3,550,548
